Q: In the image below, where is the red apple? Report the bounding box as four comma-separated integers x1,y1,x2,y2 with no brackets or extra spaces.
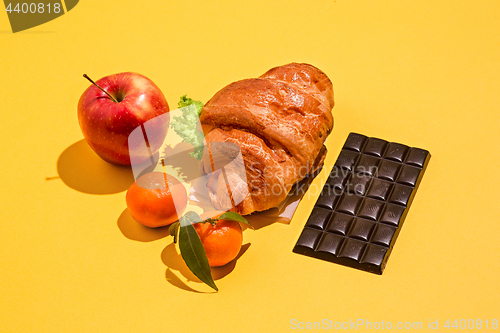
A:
78,72,170,166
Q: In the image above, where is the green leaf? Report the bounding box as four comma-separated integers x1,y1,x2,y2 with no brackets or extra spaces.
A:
178,95,204,116
219,212,253,229
182,211,204,224
168,222,180,243
178,212,218,291
170,95,205,160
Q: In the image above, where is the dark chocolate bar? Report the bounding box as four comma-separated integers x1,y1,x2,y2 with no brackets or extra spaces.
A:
293,133,430,274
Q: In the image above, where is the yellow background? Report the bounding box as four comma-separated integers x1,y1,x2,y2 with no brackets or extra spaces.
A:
1,0,499,332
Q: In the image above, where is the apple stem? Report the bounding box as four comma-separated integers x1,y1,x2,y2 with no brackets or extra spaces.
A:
83,74,119,103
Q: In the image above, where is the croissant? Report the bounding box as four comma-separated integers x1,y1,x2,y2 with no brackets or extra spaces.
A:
200,63,334,215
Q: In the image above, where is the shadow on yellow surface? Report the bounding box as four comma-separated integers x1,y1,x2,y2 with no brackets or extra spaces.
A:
117,208,171,242
165,269,206,293
244,211,290,230
57,139,135,194
161,242,251,292
161,141,202,183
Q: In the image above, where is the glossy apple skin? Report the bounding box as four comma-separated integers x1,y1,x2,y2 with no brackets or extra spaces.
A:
77,72,169,166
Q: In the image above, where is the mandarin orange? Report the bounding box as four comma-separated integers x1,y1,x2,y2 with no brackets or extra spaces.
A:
194,211,243,267
126,172,187,228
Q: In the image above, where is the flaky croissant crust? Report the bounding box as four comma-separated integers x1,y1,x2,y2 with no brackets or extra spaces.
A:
200,63,334,215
